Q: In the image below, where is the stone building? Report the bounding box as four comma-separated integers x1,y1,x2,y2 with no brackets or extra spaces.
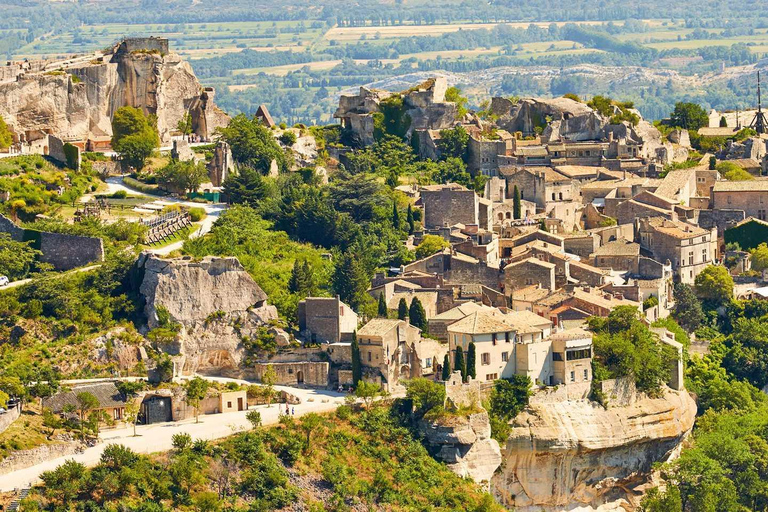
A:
590,239,640,271
549,328,593,386
712,180,768,220
356,319,445,391
421,183,482,230
504,258,557,293
636,217,717,284
44,381,128,425
298,296,358,344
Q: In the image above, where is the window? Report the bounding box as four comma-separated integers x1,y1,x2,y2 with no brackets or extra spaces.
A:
566,348,591,360
552,193,556,200
552,352,564,361
584,369,589,380
688,252,693,265
486,373,498,381
501,352,509,362
227,401,232,409
367,351,372,362
727,195,732,204
505,332,511,343
481,353,491,365
570,371,575,382
702,249,707,262
492,333,497,345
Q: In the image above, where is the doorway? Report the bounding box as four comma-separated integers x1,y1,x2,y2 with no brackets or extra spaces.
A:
297,370,304,384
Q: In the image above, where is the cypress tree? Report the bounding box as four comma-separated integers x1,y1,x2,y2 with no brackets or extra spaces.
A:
301,259,315,296
288,259,304,294
709,156,717,170
397,298,408,320
407,204,415,235
392,201,400,229
454,347,466,382
513,185,521,220
441,354,451,381
332,251,369,310
466,342,477,380
351,331,362,386
409,297,427,331
377,293,388,318
719,115,728,127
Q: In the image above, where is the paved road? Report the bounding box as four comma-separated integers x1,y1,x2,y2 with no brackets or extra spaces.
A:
0,265,102,292
102,176,226,255
0,382,346,492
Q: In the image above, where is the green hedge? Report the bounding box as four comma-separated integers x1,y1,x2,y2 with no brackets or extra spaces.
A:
122,176,165,196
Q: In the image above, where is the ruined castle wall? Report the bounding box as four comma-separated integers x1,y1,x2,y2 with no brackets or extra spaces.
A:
422,188,478,229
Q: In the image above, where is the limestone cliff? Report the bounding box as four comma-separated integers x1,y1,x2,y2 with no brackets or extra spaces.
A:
420,411,502,487
493,388,696,511
136,253,277,375
0,38,228,144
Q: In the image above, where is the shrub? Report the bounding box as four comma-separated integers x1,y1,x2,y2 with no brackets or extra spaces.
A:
188,207,206,222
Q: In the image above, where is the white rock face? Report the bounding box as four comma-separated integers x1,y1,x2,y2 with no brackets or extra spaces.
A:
137,253,277,375
0,48,228,144
493,389,697,511
420,411,502,486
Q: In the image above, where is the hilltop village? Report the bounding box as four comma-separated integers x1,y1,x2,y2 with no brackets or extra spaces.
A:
0,37,767,511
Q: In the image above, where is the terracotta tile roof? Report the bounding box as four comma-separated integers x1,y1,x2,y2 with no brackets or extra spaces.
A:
505,257,556,270
643,218,709,239
554,165,607,178
548,327,592,342
535,291,570,307
43,382,127,413
571,288,640,310
447,311,515,335
655,167,696,200
510,285,551,302
432,302,496,321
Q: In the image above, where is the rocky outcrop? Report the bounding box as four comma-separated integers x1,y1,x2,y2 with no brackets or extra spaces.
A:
420,411,502,487
493,388,696,511
136,253,277,375
0,38,228,144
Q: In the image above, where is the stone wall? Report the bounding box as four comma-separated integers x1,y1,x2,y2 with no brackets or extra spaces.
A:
119,37,170,55
563,234,599,258
421,186,478,229
0,213,104,271
601,376,637,407
242,361,329,387
0,406,20,435
697,208,745,236
0,440,84,476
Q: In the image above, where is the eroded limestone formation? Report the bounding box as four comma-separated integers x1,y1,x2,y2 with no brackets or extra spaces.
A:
137,252,277,375
493,388,696,511
0,37,228,145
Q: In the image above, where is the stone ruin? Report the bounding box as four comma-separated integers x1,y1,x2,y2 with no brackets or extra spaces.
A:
207,141,234,186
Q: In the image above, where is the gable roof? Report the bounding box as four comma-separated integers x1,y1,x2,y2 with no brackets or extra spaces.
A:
592,239,640,257
431,301,496,321
43,382,127,413
447,311,515,335
505,257,556,270
358,318,406,338
255,104,275,128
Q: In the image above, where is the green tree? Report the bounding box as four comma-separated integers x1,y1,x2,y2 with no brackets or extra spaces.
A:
406,204,415,235
185,377,210,424
513,185,521,220
0,233,42,280
217,113,287,174
177,112,193,140
717,161,753,181
441,354,451,381
466,342,477,380
404,377,446,416
415,234,450,260
444,86,469,118
351,331,362,387
299,412,322,452
111,106,159,171
750,243,768,271
246,410,262,429
124,400,140,437
354,380,381,410
75,391,99,440
288,259,315,297
436,125,469,160
670,102,709,131
279,131,297,147
377,292,388,318
156,159,208,194
454,346,466,382
397,297,408,320
489,375,532,421
709,155,717,170
408,297,427,331
672,283,705,332
695,265,734,305
392,200,400,230
222,166,268,206
719,115,728,127
261,364,277,407
0,115,13,150
332,250,370,310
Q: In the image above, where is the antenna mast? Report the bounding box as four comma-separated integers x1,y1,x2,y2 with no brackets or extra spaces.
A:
750,71,767,134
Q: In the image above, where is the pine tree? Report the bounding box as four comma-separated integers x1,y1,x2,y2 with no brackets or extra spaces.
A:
351,331,362,387
466,342,477,381
301,259,316,296
288,259,303,294
332,251,370,310
377,293,388,318
441,354,451,381
407,204,415,235
392,201,400,229
513,185,522,220
398,298,408,320
409,297,427,330
454,347,466,382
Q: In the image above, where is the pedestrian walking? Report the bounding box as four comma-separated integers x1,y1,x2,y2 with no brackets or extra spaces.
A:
291,406,295,416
